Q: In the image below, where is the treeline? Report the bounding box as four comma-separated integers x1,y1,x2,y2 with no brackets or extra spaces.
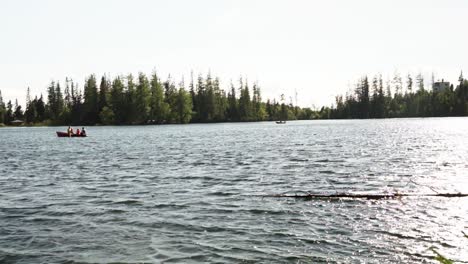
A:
2,71,466,126
330,72,468,119
0,72,318,126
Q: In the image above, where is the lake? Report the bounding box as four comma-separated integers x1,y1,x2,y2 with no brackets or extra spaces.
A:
0,118,467,263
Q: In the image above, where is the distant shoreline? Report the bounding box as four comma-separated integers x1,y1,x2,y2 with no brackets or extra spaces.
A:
2,116,467,128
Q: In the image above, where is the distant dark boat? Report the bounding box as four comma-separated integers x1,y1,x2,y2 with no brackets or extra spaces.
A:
56,131,87,137
276,121,286,124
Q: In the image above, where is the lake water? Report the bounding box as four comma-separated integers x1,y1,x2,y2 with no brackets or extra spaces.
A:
0,118,467,263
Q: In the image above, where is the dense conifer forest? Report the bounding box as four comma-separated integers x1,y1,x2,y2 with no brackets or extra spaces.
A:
330,72,468,119
0,71,467,126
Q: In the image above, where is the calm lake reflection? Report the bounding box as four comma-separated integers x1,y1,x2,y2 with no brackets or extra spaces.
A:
1,118,467,263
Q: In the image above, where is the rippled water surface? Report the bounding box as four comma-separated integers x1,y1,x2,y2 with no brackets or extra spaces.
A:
1,118,467,263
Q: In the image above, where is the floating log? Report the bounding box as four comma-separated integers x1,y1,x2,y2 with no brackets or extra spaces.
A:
262,192,468,200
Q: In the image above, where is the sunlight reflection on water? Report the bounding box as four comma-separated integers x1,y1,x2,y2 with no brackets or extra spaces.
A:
0,118,467,263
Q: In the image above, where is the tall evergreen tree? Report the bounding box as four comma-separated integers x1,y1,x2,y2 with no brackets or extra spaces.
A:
175,82,193,124
25,87,37,123
213,77,227,121
189,72,197,120
357,77,370,118
377,75,386,118
454,72,467,116
55,82,64,120
227,82,238,121
238,78,252,121
135,72,151,123
110,77,126,124
279,94,288,121
252,83,267,120
416,73,424,92
14,99,24,120
98,75,109,113
125,74,137,124
64,78,73,109
46,81,56,120
204,73,216,122
164,75,178,123
5,100,14,124
70,82,83,125
149,72,169,123
407,74,413,94
83,75,99,124
36,94,46,122
393,72,403,96
195,75,206,122
370,76,379,118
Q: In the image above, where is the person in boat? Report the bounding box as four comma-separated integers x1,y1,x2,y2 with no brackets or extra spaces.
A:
76,128,81,136
67,126,73,137
81,127,86,136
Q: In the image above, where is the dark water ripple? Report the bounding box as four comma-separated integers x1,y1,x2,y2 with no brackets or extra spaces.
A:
1,118,468,263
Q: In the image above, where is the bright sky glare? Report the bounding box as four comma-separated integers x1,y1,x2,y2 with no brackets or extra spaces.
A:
1,0,467,107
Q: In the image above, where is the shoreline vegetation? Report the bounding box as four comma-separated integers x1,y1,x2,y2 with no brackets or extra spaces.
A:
0,71,467,126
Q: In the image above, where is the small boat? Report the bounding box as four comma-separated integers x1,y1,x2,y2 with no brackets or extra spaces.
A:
56,131,87,137
276,121,286,124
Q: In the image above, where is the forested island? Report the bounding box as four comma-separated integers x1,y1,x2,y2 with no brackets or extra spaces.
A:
0,71,467,126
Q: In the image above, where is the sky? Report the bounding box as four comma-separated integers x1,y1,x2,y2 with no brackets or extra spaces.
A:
0,0,467,108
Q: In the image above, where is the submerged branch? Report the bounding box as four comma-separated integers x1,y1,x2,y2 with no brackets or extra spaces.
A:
261,192,468,200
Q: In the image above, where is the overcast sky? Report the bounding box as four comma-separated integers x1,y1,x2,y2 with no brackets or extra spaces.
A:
1,0,467,107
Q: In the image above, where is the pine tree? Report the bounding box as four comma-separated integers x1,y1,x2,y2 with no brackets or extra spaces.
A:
135,72,151,123
149,72,169,123
265,99,273,120
98,75,109,113
370,76,379,118
164,75,178,123
195,74,206,122
70,82,83,125
195,75,204,121
55,82,64,120
83,75,99,124
25,87,37,123
252,83,266,120
36,94,46,122
175,82,193,124
358,77,370,118
5,100,14,124
377,75,386,118
64,78,72,109
46,81,56,120
407,74,413,94
14,99,24,120
279,94,288,121
189,72,197,120
204,73,215,122
110,77,126,124
125,74,137,124
227,82,238,121
454,71,467,116
416,73,424,92
213,77,226,121
393,71,403,96
238,78,252,121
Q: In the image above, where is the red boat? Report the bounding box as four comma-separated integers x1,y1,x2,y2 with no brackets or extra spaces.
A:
56,131,87,137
